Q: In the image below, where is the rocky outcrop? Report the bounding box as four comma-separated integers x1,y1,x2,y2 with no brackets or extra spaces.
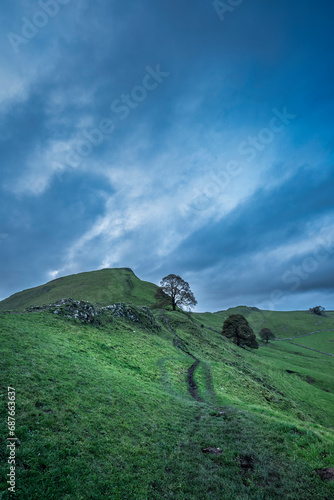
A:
27,298,98,323
101,303,159,330
26,298,159,329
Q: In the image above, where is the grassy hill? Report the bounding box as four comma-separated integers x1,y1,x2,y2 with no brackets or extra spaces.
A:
196,305,334,338
0,268,158,311
0,271,333,499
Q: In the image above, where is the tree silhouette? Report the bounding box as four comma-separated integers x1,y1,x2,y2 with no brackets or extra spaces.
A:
222,314,258,349
309,306,325,316
259,327,275,343
159,274,197,311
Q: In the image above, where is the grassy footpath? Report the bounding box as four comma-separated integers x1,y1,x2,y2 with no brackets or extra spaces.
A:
0,309,333,499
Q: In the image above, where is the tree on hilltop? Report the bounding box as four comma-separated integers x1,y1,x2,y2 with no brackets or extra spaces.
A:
159,274,197,311
309,306,325,316
259,327,275,343
222,314,259,349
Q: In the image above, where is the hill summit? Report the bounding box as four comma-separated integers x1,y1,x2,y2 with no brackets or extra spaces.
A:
0,268,158,311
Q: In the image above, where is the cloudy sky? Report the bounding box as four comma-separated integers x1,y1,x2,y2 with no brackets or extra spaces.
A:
1,0,334,312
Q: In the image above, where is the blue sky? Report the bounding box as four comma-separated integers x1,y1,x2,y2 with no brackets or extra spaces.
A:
1,0,333,312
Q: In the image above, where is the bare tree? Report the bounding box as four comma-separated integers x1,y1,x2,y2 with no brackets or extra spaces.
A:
159,274,197,311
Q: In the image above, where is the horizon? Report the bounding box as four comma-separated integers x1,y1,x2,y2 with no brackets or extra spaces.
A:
1,1,334,312
1,266,332,314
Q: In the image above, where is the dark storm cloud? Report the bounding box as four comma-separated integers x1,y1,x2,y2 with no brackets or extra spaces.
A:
0,0,333,311
171,166,334,272
0,172,112,297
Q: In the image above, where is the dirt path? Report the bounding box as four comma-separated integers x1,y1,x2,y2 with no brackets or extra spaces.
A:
187,359,203,402
159,313,205,403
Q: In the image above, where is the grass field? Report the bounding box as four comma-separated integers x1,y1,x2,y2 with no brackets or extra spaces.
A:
193,307,334,337
0,271,333,498
289,331,334,355
1,309,333,499
0,268,157,312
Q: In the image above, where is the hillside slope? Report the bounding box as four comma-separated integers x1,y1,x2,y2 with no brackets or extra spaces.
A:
1,305,333,498
194,306,334,339
0,268,158,311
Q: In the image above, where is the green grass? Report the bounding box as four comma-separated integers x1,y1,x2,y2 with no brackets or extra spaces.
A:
1,306,333,499
199,306,334,338
290,330,334,355
0,272,333,498
0,268,158,311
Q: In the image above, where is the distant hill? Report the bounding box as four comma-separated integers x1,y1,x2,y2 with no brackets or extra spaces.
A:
0,268,158,311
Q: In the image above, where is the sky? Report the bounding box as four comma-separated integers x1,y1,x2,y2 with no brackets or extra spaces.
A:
0,0,334,312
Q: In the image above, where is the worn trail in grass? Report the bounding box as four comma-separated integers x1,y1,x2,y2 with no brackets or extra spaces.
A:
159,312,205,403
1,308,334,499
